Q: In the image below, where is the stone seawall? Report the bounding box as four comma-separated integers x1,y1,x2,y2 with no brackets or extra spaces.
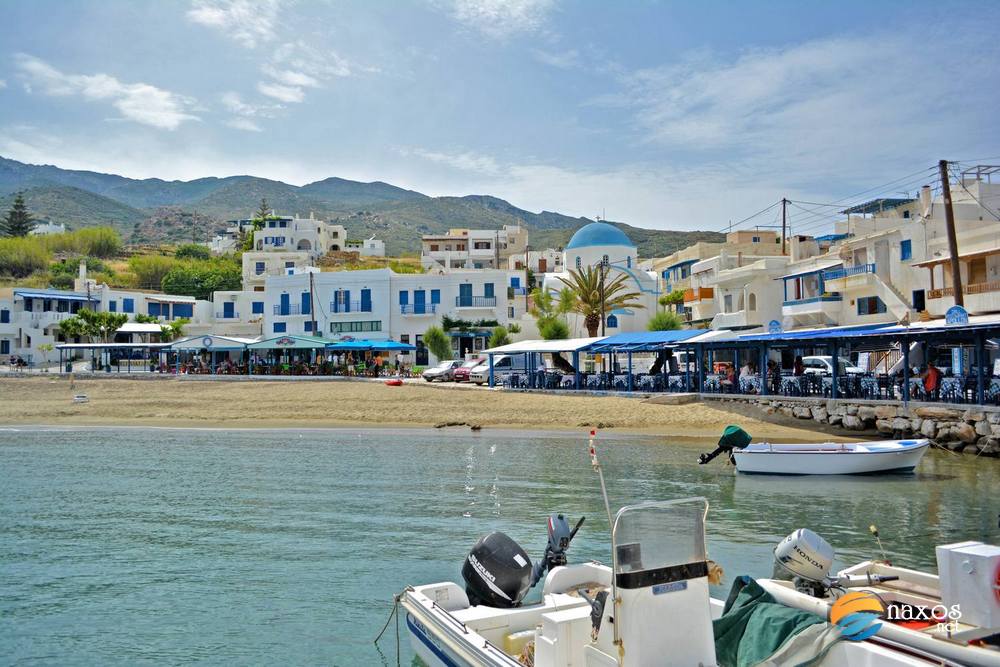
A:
704,396,1000,457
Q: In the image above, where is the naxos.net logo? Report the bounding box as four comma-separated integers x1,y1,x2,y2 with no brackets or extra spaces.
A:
830,592,885,641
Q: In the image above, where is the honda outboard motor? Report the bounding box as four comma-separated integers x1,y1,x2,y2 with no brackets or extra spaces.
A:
773,528,898,597
462,531,532,608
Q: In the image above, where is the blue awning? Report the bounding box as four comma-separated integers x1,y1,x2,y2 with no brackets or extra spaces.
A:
583,329,705,352
738,323,901,342
780,262,842,281
325,339,416,351
666,258,698,269
14,289,98,302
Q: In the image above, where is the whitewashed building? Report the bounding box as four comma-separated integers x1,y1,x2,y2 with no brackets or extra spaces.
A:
421,225,528,270
345,237,386,257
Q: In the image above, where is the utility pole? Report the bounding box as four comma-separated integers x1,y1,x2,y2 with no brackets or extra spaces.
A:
939,160,964,307
600,259,607,337
309,270,319,336
781,197,788,256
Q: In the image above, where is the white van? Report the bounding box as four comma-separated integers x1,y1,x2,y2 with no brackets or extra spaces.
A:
469,354,532,385
801,356,865,375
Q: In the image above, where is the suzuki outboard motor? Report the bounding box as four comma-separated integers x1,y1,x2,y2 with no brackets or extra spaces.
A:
462,531,532,608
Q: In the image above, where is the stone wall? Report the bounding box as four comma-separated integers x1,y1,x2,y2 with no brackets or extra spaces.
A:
705,396,1000,457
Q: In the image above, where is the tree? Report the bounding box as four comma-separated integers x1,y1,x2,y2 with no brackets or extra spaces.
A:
647,311,684,331
58,309,128,344
538,318,570,340
160,260,241,299
559,266,644,337
37,343,54,369
160,318,189,342
241,198,271,251
1,193,35,237
488,326,511,348
659,290,686,312
423,325,453,361
128,255,180,290
0,237,50,277
255,198,271,223
175,243,212,261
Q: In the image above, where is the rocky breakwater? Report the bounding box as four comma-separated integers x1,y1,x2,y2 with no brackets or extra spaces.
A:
728,398,1000,457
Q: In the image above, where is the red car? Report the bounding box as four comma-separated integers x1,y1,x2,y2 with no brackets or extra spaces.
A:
452,358,485,382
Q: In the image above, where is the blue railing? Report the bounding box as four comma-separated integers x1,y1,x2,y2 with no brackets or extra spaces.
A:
273,304,303,315
455,296,497,308
400,303,438,315
782,294,843,307
822,263,875,281
510,286,528,296
330,300,370,313
215,311,240,319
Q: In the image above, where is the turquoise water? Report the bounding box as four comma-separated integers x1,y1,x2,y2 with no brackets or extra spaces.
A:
2,426,999,665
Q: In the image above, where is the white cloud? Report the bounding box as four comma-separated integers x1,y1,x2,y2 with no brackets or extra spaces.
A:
220,91,278,131
451,0,555,38
0,79,6,89
257,81,305,103
224,117,262,132
14,54,198,130
532,48,578,69
405,148,502,175
186,0,282,45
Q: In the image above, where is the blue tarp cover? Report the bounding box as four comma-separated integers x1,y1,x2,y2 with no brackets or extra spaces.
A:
14,289,98,302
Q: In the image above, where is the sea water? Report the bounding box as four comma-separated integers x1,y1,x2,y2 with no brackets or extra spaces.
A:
2,426,998,665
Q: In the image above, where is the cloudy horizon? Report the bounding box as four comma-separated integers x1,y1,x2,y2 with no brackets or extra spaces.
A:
2,0,998,231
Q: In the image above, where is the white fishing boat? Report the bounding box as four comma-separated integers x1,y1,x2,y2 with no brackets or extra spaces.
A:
392,433,966,667
699,427,930,475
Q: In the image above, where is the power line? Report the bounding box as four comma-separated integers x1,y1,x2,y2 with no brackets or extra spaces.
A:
948,164,1000,223
717,200,782,233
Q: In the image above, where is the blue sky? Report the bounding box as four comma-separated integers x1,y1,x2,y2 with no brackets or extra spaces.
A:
1,0,998,231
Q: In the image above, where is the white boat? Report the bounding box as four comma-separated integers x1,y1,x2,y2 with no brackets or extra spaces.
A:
732,439,930,475
399,499,955,667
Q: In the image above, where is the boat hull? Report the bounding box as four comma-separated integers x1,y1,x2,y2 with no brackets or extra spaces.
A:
733,439,929,475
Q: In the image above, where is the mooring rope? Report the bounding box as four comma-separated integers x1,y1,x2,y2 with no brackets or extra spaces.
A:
374,591,404,667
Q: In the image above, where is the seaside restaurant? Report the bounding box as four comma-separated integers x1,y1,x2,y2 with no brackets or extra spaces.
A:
168,335,257,374
486,308,1000,407
245,335,416,375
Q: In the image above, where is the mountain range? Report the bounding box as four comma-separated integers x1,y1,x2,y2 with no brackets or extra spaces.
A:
0,156,724,257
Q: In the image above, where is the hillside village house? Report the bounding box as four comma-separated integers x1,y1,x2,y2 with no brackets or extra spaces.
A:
421,225,528,270
242,215,348,289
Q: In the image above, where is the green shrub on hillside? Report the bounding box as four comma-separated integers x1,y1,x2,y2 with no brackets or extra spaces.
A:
160,260,241,299
128,255,180,290
175,243,212,261
0,237,51,278
42,227,122,257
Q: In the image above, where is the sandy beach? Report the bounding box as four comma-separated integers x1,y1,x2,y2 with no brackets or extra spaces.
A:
0,376,838,440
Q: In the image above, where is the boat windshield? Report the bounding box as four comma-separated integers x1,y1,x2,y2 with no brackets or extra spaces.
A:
612,498,708,578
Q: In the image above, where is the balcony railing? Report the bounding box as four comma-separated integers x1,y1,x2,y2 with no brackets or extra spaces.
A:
782,294,843,307
329,300,371,313
455,296,497,308
215,311,240,319
273,304,304,315
509,286,528,297
928,281,1000,299
400,304,438,315
822,263,875,281
683,287,714,303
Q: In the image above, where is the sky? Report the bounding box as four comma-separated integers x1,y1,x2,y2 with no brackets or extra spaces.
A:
1,0,999,233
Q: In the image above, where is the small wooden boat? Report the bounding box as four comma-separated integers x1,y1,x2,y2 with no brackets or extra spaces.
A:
732,439,930,475
384,378,404,386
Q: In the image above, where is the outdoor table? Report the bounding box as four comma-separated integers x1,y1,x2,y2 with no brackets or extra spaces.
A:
781,376,807,396
739,375,761,394
586,375,602,390
667,376,686,392
703,374,722,393
613,374,629,391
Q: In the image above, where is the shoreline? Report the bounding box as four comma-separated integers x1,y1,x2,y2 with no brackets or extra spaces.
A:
0,377,844,442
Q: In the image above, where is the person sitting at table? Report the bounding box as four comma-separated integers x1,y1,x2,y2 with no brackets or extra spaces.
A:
768,360,781,393
721,365,737,393
921,361,942,400
739,361,752,378
793,356,805,376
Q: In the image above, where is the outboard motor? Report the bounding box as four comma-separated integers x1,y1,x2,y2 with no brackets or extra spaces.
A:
530,514,585,587
699,425,752,465
462,531,532,608
774,528,899,597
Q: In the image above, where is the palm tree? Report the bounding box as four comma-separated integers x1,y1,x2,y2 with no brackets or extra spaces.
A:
559,266,644,337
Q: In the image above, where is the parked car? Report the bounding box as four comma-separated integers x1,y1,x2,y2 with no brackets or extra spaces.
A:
452,357,485,382
422,360,464,382
801,356,865,375
469,354,532,385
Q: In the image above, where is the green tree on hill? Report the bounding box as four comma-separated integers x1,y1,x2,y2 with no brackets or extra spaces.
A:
240,198,271,251
175,243,212,261
2,193,36,237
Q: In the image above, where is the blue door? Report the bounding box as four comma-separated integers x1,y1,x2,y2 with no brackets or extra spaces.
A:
414,290,426,314
459,284,472,306
484,283,494,299
301,292,311,315
360,289,371,312
343,290,351,313
280,293,290,316
1,340,9,355
223,302,234,318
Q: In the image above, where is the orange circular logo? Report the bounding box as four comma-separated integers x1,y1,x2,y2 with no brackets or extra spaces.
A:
830,591,884,641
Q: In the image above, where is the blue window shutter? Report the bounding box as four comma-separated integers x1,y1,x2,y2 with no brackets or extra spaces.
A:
484,283,494,298
252,301,264,314
108,301,117,313
256,262,265,274
148,302,160,317
223,302,234,317
301,292,311,315
361,288,371,312
0,340,8,354
0,309,8,323
273,322,286,333
510,277,520,288
343,290,351,313
305,321,313,332
123,298,134,313
175,303,192,318
399,291,408,305
901,240,912,261
430,289,440,304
